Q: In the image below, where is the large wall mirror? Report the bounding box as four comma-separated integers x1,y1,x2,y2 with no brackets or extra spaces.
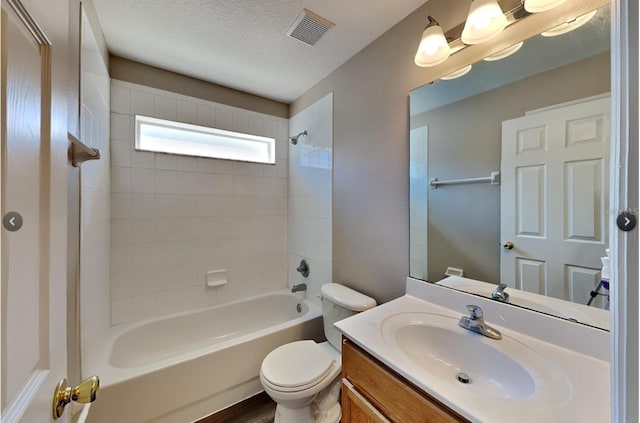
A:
409,2,611,330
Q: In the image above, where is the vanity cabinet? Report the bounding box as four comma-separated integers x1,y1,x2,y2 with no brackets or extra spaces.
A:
341,338,469,423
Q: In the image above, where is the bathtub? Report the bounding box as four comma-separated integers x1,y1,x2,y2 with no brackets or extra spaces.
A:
87,290,323,423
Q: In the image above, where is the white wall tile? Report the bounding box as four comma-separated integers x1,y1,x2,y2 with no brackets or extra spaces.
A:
215,107,233,131
213,159,233,174
111,85,130,115
176,155,198,172
177,172,198,194
111,167,131,193
111,298,132,325
111,140,131,167
132,193,156,218
155,153,177,170
248,114,264,136
232,110,250,133
129,293,156,321
288,93,333,308
110,80,291,324
177,100,198,125
132,168,156,193
155,95,177,120
131,90,154,116
196,157,217,173
111,113,132,141
112,193,132,218
197,104,215,127
155,170,177,194
111,218,132,245
132,218,157,243
131,150,155,169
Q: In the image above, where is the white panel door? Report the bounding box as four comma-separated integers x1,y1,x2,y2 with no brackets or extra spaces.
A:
1,0,70,421
501,96,610,306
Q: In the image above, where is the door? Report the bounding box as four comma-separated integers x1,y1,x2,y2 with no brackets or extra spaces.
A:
500,96,610,305
1,0,70,421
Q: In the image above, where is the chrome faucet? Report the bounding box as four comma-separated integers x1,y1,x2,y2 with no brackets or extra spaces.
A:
291,283,307,293
491,283,510,302
458,305,502,340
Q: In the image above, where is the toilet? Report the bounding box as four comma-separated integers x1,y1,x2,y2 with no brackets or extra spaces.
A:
260,283,376,423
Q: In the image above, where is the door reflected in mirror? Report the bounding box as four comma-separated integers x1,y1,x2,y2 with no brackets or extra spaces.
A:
409,4,611,330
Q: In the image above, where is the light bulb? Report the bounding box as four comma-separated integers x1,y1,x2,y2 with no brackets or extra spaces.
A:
414,17,451,67
461,0,507,45
524,0,567,13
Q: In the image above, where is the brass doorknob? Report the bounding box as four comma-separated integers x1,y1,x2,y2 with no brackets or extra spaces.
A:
52,375,99,419
503,241,514,250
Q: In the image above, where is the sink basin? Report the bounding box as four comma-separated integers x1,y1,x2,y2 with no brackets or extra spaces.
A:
380,312,572,404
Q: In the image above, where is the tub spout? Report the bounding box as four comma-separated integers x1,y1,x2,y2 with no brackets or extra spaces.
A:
291,283,307,293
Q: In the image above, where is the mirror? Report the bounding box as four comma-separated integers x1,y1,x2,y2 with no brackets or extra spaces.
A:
409,4,611,330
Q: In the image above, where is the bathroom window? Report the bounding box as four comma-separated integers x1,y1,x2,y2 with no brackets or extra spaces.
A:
135,115,276,164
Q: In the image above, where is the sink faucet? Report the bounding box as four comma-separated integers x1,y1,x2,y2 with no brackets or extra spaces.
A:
458,305,502,340
491,283,510,302
291,283,307,293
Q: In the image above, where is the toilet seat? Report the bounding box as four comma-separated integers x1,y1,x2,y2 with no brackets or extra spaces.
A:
261,340,336,392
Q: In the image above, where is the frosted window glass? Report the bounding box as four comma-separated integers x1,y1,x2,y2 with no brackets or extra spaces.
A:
135,115,275,164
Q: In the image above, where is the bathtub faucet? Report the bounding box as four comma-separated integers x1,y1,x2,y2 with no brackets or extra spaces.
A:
291,283,307,293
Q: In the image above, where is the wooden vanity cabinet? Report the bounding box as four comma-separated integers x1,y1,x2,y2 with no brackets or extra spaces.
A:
341,338,469,423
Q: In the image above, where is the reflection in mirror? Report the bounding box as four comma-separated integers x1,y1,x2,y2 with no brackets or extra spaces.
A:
409,5,611,330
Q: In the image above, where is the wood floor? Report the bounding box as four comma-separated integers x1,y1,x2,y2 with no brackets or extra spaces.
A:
196,392,276,423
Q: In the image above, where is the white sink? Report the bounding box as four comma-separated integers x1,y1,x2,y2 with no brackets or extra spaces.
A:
380,312,572,404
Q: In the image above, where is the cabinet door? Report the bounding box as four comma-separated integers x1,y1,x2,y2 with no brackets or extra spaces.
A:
342,379,390,423
342,339,469,423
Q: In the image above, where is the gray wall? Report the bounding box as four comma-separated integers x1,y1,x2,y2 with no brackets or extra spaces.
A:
411,52,610,283
290,0,602,303
110,55,289,119
290,0,474,303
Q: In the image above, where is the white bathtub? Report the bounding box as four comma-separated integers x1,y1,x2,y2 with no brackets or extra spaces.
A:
87,290,323,423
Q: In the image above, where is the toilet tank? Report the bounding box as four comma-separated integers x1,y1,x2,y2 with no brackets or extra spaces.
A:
321,283,376,351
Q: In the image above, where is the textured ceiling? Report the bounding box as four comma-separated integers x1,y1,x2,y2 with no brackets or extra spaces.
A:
92,0,429,103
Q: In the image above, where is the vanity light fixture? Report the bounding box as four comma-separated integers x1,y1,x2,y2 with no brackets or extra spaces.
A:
523,0,567,13
541,9,598,37
414,16,451,67
440,65,473,80
483,41,524,61
461,0,507,45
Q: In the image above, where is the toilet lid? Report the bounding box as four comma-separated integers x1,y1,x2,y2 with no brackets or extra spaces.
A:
261,341,335,389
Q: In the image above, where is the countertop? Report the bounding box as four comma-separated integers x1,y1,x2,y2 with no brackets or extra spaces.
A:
335,278,610,423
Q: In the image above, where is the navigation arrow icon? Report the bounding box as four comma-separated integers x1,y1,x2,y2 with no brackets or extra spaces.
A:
617,211,637,232
3,212,23,232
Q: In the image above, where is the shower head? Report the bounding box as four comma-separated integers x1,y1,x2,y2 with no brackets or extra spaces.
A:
289,130,307,145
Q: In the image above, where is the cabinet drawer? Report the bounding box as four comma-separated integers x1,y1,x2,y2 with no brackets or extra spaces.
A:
342,379,391,423
342,339,469,423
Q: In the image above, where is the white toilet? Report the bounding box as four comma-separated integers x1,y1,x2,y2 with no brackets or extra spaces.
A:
260,283,376,423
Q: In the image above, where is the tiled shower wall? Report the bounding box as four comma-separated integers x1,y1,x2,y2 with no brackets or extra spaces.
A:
288,93,333,308
79,11,111,373
109,80,289,325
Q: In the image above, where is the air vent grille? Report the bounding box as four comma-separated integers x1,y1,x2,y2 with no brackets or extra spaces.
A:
286,9,335,46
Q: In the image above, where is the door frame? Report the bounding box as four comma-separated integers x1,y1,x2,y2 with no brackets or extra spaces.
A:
610,0,638,421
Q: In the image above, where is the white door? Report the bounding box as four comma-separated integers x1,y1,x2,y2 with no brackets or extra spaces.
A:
1,0,70,421
500,96,610,306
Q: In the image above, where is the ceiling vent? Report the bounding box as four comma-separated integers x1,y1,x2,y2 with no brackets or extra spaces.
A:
286,9,335,46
